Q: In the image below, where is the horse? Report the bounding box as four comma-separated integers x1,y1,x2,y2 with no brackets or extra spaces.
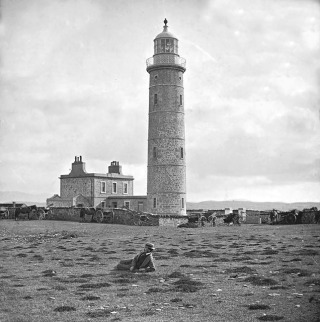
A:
269,209,279,225
79,207,95,222
0,207,9,219
208,213,217,226
14,205,38,220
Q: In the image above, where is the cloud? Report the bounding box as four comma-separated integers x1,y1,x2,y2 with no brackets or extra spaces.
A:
0,0,319,202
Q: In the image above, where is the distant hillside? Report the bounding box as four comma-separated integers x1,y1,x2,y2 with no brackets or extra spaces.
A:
1,191,319,211
0,191,48,207
187,200,320,211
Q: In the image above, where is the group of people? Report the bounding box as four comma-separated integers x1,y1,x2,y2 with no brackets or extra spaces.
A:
200,213,217,227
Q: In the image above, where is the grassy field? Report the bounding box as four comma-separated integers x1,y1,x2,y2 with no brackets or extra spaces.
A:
0,220,319,322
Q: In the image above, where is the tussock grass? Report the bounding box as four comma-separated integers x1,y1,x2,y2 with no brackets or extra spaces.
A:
81,295,101,300
282,268,312,276
167,271,186,278
54,306,76,312
33,254,45,260
15,253,27,257
248,304,271,310
52,285,67,290
113,278,136,284
225,266,257,274
243,276,278,286
146,287,169,293
257,315,284,321
172,277,203,292
305,278,320,286
79,273,94,278
86,309,111,318
170,297,182,302
261,250,279,255
141,309,157,316
78,282,111,289
269,285,289,290
1,220,319,322
42,269,56,277
293,249,319,256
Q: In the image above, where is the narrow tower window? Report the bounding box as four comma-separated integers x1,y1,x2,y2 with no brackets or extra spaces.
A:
153,198,157,208
180,95,183,105
182,198,185,209
180,147,184,159
154,94,158,105
112,182,117,194
153,147,157,158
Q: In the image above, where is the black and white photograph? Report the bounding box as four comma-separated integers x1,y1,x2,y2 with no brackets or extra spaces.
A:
0,0,319,321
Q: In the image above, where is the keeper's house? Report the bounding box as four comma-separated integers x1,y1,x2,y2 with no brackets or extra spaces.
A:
47,156,147,211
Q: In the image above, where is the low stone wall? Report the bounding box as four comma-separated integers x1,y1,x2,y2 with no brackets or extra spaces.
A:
111,209,159,226
244,210,271,224
45,207,190,227
46,207,81,222
159,216,188,227
244,216,262,224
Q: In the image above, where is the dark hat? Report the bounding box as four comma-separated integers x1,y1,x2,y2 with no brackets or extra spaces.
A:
145,242,155,250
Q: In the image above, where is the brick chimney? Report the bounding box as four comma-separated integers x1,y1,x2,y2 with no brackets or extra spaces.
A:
108,161,122,174
69,156,87,176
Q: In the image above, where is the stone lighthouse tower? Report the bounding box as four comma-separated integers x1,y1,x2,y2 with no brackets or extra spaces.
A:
146,19,187,216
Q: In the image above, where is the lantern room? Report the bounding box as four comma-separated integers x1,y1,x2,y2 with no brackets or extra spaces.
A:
154,19,178,54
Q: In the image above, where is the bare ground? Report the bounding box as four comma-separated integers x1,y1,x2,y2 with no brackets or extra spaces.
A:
0,220,319,322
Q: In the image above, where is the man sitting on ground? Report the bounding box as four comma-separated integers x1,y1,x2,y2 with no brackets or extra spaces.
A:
116,243,156,272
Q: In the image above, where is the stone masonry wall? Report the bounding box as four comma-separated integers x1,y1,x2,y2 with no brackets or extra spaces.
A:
147,67,186,216
61,177,92,199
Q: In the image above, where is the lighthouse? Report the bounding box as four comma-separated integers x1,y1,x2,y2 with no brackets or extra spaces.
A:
146,19,187,216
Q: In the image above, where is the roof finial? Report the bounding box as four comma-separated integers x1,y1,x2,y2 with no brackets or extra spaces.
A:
164,18,168,26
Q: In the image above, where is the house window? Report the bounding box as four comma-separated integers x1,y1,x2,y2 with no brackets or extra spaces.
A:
153,198,157,208
123,182,128,194
101,201,106,208
124,201,130,209
154,93,157,105
180,94,183,105
112,182,117,194
112,202,117,208
101,181,106,193
182,198,185,209
153,147,157,158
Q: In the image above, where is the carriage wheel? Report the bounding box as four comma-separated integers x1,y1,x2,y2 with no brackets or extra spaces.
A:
95,210,103,223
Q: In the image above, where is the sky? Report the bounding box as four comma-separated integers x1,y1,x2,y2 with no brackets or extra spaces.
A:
0,0,319,203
